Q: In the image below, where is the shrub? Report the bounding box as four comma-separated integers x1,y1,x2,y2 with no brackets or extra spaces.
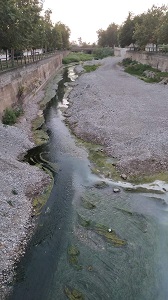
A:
62,52,94,64
83,65,99,72
122,58,168,83
2,108,17,125
93,47,114,59
2,106,23,125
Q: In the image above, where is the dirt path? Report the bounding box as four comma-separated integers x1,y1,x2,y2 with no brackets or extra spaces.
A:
66,56,168,176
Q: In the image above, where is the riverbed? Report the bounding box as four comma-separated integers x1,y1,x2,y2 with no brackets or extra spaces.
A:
8,64,168,300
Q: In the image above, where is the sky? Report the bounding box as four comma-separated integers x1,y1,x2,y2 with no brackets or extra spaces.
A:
43,0,168,44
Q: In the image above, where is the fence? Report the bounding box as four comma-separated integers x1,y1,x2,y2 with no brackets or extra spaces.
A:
0,50,60,72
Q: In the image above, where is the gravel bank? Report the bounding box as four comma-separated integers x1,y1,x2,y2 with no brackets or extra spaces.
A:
66,56,168,176
0,91,51,299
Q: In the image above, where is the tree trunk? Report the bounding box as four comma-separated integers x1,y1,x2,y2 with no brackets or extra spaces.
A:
11,49,14,66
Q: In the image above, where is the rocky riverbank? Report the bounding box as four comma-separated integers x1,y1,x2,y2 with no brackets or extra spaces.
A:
0,90,51,299
66,56,168,179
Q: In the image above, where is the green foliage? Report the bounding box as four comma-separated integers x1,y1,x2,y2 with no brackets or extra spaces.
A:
97,23,119,47
119,12,136,47
83,65,99,72
93,47,114,59
122,58,168,82
2,106,23,125
62,52,94,64
133,5,167,49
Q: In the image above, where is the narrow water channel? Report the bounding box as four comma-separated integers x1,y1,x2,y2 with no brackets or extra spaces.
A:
9,67,168,300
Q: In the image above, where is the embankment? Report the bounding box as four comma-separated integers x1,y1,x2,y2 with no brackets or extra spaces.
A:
125,50,168,72
0,51,69,117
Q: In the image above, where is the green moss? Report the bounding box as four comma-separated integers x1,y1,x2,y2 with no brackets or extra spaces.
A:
64,286,85,300
77,214,126,247
94,224,126,247
32,181,53,215
129,172,168,185
32,115,44,130
67,245,83,270
124,186,164,194
32,115,49,145
76,139,120,180
78,214,91,228
94,181,108,189
81,197,96,210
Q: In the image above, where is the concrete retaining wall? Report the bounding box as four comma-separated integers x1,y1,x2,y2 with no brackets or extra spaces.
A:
125,51,168,72
0,51,69,116
114,47,127,58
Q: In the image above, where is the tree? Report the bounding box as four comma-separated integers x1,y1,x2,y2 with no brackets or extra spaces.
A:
158,10,168,44
97,23,118,47
52,24,63,49
97,29,107,47
119,12,136,47
133,5,167,50
0,0,43,57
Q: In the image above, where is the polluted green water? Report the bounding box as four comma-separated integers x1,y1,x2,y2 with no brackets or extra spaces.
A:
9,67,168,300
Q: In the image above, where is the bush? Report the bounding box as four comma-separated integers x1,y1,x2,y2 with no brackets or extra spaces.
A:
93,47,114,59
2,106,23,125
83,65,99,72
122,58,168,83
62,52,94,64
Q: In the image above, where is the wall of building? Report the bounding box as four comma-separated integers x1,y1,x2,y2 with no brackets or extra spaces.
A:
0,51,68,116
125,51,168,72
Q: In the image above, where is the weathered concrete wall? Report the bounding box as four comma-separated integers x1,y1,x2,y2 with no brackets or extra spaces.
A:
0,51,69,116
125,51,168,72
114,47,127,58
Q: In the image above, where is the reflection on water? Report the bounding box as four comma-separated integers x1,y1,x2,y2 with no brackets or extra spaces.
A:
9,66,168,300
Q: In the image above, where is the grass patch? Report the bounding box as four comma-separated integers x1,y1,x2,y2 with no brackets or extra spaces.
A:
83,64,100,72
62,52,94,64
122,58,168,83
2,106,23,125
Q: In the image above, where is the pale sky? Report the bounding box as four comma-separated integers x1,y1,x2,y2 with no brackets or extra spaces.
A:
43,0,168,44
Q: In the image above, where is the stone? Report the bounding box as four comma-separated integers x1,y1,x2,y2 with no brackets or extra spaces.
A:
113,188,120,193
120,173,127,180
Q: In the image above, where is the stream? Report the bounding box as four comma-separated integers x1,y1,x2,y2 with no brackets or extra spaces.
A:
9,66,168,300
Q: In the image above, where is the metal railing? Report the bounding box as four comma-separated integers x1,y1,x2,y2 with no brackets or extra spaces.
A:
0,50,60,72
